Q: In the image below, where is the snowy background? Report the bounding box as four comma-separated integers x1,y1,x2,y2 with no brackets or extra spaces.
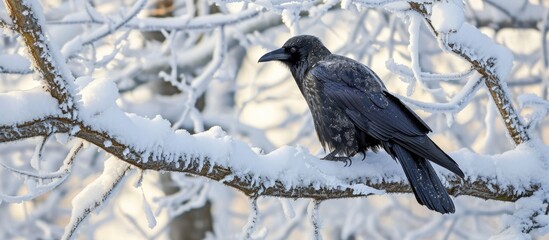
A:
0,0,549,239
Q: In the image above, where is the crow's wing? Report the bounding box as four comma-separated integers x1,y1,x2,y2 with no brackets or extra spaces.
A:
310,60,464,177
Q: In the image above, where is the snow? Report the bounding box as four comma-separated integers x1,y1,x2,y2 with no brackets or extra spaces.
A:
242,198,259,239
279,199,295,219
61,77,549,197
308,200,323,240
431,1,465,33
0,88,60,125
130,9,260,32
445,23,514,80
78,78,119,117
407,12,426,94
73,76,389,194
0,54,32,74
141,190,157,229
64,157,132,240
30,70,542,199
61,0,146,58
455,143,547,192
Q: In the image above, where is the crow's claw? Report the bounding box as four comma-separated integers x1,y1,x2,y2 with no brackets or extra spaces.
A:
321,154,353,167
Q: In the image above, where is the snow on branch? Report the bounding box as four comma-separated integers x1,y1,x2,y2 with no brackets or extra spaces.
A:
0,0,542,208
0,54,33,74
62,157,132,240
61,0,147,58
0,141,82,203
4,0,77,116
47,8,261,33
406,2,530,145
397,74,484,114
0,112,540,203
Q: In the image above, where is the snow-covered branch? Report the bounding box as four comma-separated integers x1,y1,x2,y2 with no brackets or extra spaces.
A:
0,114,538,203
4,0,77,116
408,2,530,145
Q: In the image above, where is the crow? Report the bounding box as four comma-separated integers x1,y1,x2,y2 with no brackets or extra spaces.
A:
258,35,464,214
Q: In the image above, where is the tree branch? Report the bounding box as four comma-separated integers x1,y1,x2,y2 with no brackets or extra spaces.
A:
4,0,77,115
0,117,537,202
409,3,530,145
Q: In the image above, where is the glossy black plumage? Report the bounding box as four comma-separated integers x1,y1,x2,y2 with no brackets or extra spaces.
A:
258,35,464,214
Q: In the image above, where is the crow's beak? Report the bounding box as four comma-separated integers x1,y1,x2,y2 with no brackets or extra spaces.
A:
258,48,290,62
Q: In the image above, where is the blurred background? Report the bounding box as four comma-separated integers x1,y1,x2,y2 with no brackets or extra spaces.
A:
0,0,548,239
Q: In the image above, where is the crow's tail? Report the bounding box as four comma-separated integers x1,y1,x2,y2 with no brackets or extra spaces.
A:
391,143,455,214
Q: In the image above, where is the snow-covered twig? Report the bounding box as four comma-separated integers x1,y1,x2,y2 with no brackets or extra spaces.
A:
386,58,475,82
62,157,133,240
171,26,226,129
61,0,147,58
397,75,484,113
309,199,322,240
0,141,82,202
47,8,261,32
242,198,259,240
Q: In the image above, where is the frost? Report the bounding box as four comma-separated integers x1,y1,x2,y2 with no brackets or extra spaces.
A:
1,0,549,239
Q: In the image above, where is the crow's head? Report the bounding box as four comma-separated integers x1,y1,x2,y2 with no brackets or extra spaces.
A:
258,35,331,81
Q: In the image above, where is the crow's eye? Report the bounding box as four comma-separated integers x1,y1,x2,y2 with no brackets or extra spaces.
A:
289,47,297,54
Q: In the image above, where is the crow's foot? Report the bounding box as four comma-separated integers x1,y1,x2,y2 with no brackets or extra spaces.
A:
321,152,353,167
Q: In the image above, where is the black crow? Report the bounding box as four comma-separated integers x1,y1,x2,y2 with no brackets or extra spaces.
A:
258,35,464,214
